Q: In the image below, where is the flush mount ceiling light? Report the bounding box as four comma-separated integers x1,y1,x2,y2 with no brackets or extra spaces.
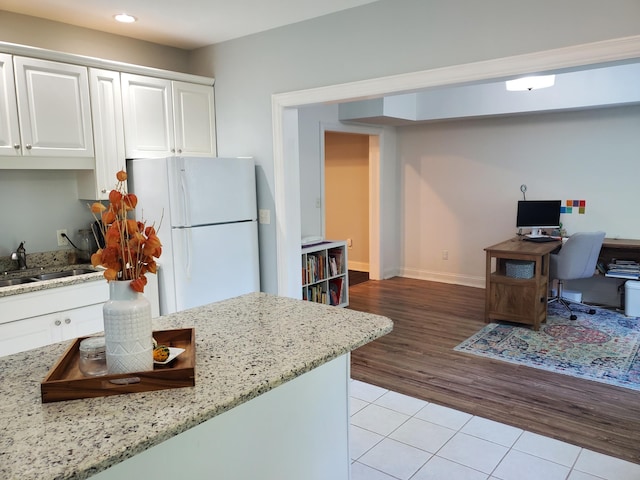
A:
506,75,556,91
114,13,137,23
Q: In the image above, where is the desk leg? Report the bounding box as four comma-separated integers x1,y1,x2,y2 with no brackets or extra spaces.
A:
485,252,491,323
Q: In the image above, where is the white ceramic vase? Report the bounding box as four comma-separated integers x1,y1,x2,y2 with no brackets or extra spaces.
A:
103,280,153,374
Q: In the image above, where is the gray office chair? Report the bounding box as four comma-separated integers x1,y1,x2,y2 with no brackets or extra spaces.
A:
548,231,606,320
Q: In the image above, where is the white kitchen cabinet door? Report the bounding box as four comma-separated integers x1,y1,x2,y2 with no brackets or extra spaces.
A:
121,73,174,158
0,303,104,358
77,68,126,200
56,303,105,341
172,81,216,157
13,56,94,157
0,313,55,357
0,53,20,157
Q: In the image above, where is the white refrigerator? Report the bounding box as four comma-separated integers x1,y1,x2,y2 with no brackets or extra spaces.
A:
127,156,260,315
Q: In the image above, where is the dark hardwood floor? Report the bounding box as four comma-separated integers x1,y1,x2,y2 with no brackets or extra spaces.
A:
348,277,640,465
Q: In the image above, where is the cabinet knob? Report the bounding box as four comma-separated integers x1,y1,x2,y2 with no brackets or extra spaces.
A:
13,144,20,150
101,188,107,194
64,318,71,324
177,149,182,154
25,144,32,150
55,320,61,326
171,148,176,153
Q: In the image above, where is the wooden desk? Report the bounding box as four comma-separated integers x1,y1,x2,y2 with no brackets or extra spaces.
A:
600,238,640,265
485,237,561,331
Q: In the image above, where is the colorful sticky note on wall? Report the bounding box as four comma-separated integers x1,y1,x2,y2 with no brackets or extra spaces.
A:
562,200,586,214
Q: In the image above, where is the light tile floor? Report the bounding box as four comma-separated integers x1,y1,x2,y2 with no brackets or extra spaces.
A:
349,379,640,480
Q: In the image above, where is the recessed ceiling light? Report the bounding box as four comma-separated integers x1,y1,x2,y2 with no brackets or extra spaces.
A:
114,13,137,23
506,75,555,91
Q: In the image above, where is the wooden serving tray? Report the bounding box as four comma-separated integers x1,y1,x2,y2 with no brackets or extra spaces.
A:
41,328,195,403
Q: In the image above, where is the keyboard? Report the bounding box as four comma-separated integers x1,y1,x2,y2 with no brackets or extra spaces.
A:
523,236,559,243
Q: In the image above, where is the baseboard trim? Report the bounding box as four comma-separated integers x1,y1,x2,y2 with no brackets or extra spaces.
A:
348,261,369,272
399,268,485,289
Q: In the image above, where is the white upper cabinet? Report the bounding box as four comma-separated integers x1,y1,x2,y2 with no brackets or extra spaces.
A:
121,73,173,158
172,80,216,157
122,73,216,158
13,56,94,157
77,68,126,200
0,53,20,156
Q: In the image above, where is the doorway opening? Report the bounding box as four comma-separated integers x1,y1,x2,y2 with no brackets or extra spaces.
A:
324,131,370,285
320,122,382,284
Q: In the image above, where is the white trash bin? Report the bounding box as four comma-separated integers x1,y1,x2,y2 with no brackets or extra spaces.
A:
624,280,640,317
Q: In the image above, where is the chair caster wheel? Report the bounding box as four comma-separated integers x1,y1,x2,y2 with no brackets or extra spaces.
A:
570,314,577,320
588,309,596,315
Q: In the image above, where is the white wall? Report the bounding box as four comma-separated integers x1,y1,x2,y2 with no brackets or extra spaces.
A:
397,104,640,287
298,105,340,239
0,171,94,257
194,0,640,294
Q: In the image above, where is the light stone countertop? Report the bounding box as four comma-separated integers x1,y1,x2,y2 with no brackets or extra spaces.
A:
0,292,393,480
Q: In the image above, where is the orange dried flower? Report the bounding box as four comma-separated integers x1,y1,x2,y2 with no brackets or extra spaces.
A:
102,210,116,225
90,202,106,214
123,193,137,210
87,170,162,293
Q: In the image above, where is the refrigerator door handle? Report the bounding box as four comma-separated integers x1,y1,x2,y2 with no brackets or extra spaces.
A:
179,160,191,226
185,228,192,280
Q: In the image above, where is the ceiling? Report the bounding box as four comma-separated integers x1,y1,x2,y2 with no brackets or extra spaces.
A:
0,0,380,50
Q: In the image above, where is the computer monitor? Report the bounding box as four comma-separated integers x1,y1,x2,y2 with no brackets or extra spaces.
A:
516,200,561,237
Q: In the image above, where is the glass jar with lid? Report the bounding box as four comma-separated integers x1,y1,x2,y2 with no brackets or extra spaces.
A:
78,336,107,377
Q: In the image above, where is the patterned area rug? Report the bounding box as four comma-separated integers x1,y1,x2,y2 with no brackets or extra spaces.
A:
454,303,640,391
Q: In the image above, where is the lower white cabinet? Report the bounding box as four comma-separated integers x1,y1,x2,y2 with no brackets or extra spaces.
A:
0,303,103,357
0,275,160,357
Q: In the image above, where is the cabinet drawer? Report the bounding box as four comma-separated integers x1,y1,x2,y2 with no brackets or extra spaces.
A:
0,281,108,325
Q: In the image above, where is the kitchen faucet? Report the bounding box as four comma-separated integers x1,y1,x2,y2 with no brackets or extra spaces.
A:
11,241,27,269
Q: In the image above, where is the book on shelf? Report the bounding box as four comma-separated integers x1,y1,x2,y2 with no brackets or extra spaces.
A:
329,278,344,306
305,252,328,284
328,249,344,275
605,271,640,279
604,259,640,279
329,256,338,276
611,259,639,265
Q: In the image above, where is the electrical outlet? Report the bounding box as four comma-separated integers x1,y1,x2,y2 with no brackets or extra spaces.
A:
56,229,68,246
442,250,449,260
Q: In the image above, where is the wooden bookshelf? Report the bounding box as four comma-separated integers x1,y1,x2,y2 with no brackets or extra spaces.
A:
301,240,348,307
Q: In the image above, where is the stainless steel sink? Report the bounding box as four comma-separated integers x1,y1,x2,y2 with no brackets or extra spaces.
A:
0,277,37,287
32,268,97,281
